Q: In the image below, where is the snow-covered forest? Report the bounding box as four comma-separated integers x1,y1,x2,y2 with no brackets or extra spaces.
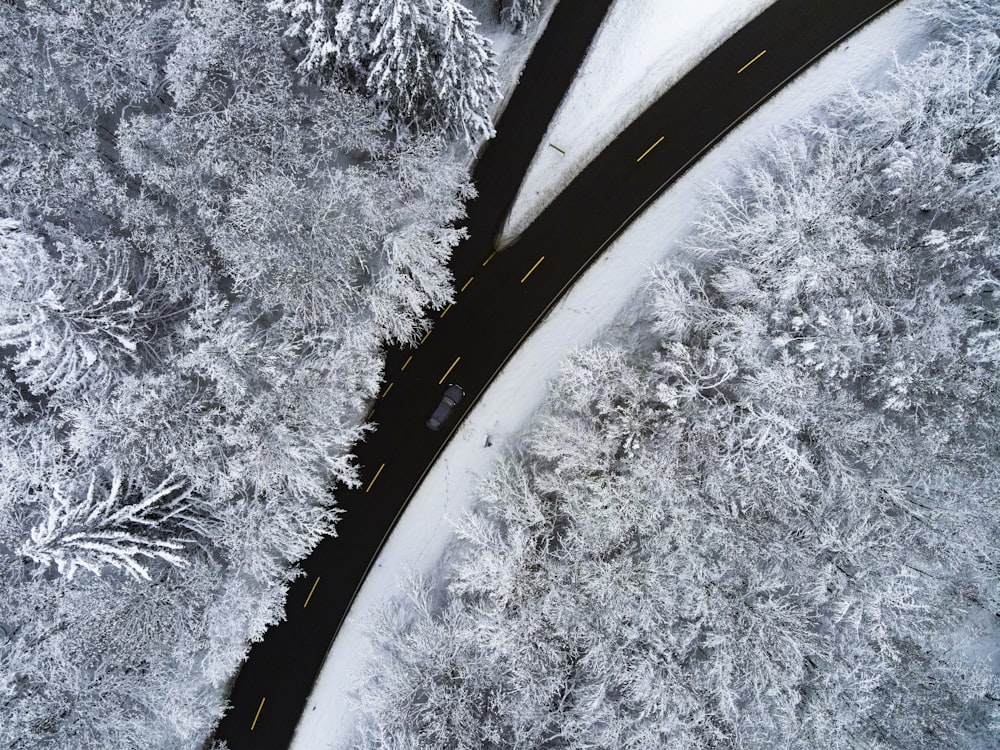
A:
350,1,1000,746
0,1,539,747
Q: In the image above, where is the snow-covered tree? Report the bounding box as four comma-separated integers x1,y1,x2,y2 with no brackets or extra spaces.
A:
274,0,503,141
21,0,178,112
367,140,473,343
500,0,541,33
0,221,159,403
302,0,501,142
123,0,471,332
0,5,123,230
19,471,196,581
269,0,341,74
0,562,221,749
921,0,1000,48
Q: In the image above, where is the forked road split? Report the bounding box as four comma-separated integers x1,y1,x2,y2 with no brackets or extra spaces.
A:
214,1,900,747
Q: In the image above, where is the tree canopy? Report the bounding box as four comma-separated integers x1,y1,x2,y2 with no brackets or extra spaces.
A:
0,0,496,746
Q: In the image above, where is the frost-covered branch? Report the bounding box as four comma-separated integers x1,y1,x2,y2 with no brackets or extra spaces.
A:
0,220,157,403
20,471,195,581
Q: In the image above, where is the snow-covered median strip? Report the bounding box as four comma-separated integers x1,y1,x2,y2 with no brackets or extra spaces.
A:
290,3,926,748
499,0,774,246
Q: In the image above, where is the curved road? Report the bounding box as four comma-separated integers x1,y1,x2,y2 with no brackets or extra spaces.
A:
214,1,899,747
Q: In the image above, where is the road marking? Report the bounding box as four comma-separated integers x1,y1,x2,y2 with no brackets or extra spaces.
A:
636,136,665,163
303,577,320,608
439,302,453,319
738,49,767,74
549,143,566,155
520,256,544,283
381,382,393,398
251,697,265,731
366,463,385,493
460,276,474,292
401,355,413,371
419,329,432,345
438,356,461,385
365,406,375,421
482,251,496,267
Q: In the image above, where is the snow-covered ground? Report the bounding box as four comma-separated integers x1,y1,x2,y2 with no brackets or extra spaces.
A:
499,0,774,246
290,3,930,748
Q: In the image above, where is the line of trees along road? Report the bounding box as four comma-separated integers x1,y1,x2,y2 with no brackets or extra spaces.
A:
348,2,1000,747
0,1,536,747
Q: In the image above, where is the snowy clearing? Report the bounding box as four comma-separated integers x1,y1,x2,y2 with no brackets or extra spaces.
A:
499,0,775,245
290,3,929,748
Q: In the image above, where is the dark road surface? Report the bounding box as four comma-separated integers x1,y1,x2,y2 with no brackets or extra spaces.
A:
214,1,900,747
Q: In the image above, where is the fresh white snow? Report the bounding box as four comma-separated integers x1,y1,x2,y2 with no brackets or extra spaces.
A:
290,3,930,748
499,0,775,246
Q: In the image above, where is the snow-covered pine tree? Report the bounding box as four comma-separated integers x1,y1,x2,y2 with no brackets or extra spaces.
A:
0,221,158,403
273,0,501,142
269,0,341,74
19,471,196,581
431,0,501,142
335,0,499,143
500,0,541,33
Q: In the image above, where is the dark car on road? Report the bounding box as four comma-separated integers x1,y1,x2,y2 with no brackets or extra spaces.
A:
427,384,464,431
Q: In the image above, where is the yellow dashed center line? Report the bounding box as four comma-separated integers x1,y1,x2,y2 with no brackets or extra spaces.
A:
366,463,385,493
520,256,544,283
303,577,320,608
460,276,474,292
381,382,394,398
482,251,496,267
438,356,461,385
738,49,767,74
401,355,413,371
419,329,432,346
636,136,665,163
439,302,453,319
251,697,265,731
365,406,375,421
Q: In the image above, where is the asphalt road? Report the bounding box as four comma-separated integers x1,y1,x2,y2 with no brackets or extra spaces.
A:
213,1,900,747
